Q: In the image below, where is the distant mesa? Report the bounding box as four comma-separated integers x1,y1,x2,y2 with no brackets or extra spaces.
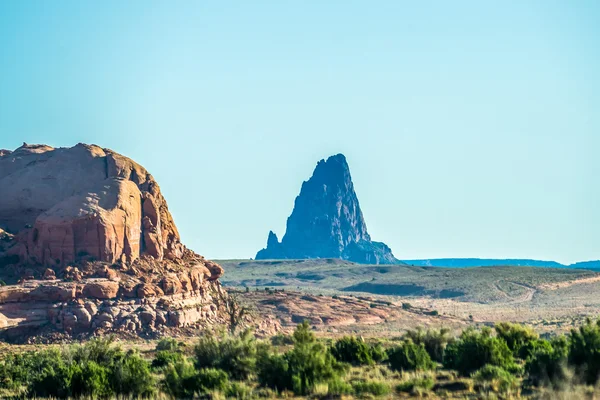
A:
256,154,398,264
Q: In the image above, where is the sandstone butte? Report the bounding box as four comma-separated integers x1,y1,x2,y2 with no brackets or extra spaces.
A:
0,143,242,342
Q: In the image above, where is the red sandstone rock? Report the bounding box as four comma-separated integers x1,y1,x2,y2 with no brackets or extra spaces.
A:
0,143,183,266
82,281,120,299
43,268,57,280
29,284,77,302
137,283,164,298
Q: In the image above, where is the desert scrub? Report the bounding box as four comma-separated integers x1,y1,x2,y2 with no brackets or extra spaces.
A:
152,337,186,370
155,337,182,352
194,328,257,380
568,317,600,384
226,381,255,399
162,358,229,398
351,379,391,397
404,327,451,362
495,322,540,359
256,321,347,395
387,340,435,372
270,332,294,346
395,372,435,394
327,378,353,395
0,338,156,399
444,327,515,375
472,365,520,395
331,335,387,365
525,336,569,387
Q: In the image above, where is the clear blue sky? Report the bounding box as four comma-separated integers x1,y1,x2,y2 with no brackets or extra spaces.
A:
0,1,598,264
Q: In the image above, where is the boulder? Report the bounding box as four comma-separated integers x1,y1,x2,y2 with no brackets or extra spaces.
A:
82,281,120,299
160,274,182,295
43,268,56,280
137,283,164,298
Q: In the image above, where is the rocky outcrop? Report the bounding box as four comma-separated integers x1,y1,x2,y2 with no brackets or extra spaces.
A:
256,154,397,264
0,243,227,340
0,143,184,266
0,143,227,340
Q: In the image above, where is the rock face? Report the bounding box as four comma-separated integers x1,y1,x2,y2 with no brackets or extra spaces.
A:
256,154,397,264
0,143,227,341
0,143,184,265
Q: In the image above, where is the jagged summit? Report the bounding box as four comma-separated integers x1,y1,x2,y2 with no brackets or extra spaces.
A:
256,154,398,264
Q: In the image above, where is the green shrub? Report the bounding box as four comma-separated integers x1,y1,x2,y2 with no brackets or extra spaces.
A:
152,350,185,370
331,336,377,365
111,350,156,397
525,335,569,387
387,341,435,372
404,327,451,362
226,381,255,399
369,342,388,363
351,380,391,396
0,338,155,399
472,365,519,394
327,378,353,395
194,329,257,380
495,322,539,359
444,327,514,376
569,318,600,384
195,368,229,393
270,333,294,346
256,321,346,395
162,358,199,398
402,302,412,310
156,337,181,352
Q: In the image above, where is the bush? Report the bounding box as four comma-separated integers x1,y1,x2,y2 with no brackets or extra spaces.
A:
194,329,257,380
0,338,155,399
351,380,391,396
331,336,377,365
402,302,412,310
195,368,229,393
444,327,514,376
569,318,600,384
404,327,451,362
495,322,539,359
152,350,185,370
156,337,181,352
226,381,255,399
256,321,346,395
370,342,388,363
327,378,353,395
526,336,569,387
270,333,294,346
387,341,435,372
162,358,200,398
472,365,519,394
111,350,156,397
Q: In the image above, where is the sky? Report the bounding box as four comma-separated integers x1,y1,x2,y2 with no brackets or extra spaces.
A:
0,1,598,264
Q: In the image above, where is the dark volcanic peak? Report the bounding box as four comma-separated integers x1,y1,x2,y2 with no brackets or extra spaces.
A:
256,154,397,264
